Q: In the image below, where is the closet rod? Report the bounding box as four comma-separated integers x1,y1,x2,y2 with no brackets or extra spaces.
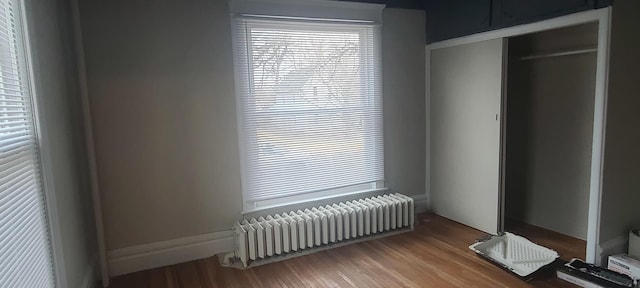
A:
519,48,598,60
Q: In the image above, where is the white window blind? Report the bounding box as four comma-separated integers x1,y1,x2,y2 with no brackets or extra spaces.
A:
0,0,55,287
232,15,384,205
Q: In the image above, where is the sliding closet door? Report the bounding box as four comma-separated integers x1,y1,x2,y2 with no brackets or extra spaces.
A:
430,38,504,234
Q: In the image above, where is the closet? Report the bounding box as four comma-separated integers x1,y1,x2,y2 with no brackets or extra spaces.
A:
428,9,608,263
504,23,597,244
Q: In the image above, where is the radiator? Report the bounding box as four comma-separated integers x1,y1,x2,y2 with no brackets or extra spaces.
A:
233,193,415,267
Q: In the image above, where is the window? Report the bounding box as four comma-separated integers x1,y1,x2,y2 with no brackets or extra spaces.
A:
231,1,384,210
0,0,55,287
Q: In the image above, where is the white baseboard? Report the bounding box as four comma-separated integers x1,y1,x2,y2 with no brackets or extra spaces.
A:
597,234,628,265
107,194,426,278
411,193,428,213
107,230,235,277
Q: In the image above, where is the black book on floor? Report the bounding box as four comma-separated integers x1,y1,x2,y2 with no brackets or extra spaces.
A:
556,259,635,288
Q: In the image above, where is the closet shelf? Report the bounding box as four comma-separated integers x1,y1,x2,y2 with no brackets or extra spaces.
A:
519,47,598,60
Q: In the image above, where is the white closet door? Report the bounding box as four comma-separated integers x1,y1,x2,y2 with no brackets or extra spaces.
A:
430,38,504,234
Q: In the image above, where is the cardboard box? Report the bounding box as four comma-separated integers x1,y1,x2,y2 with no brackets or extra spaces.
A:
608,254,640,280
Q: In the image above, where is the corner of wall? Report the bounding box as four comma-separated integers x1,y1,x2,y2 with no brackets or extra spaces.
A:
411,193,429,213
597,233,628,266
80,257,97,288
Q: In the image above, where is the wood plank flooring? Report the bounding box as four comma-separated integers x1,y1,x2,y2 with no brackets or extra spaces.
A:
106,214,584,288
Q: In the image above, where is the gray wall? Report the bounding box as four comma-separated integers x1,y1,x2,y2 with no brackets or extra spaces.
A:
79,0,243,250
26,0,96,287
598,1,640,252
78,0,426,251
382,8,426,206
505,24,597,240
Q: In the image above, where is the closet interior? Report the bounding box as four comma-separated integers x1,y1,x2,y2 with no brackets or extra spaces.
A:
502,22,599,259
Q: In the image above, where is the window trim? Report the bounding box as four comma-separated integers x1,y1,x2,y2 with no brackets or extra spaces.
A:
243,184,388,214
18,0,67,287
230,0,385,213
230,0,385,24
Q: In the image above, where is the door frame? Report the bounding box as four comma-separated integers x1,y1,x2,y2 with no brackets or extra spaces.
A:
426,7,611,264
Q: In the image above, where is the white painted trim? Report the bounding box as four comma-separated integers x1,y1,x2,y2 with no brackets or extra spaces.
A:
81,262,96,288
587,6,611,266
229,3,252,222
428,8,609,50
231,11,386,214
426,7,611,264
18,0,68,287
424,45,431,213
69,0,110,285
229,0,385,23
107,231,235,277
412,194,428,213
243,187,389,214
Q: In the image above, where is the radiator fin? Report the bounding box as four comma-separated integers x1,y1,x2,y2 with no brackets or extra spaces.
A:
234,193,415,267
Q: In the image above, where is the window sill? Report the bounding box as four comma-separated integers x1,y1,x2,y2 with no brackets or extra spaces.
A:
241,187,389,215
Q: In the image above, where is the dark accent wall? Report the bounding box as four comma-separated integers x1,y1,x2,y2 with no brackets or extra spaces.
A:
341,0,613,44
424,0,613,43
425,0,492,43
493,0,594,28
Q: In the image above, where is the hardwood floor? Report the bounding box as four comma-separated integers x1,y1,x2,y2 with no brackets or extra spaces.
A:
106,214,583,288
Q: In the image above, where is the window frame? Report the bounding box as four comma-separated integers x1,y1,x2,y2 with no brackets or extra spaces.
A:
230,0,386,213
15,0,68,287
